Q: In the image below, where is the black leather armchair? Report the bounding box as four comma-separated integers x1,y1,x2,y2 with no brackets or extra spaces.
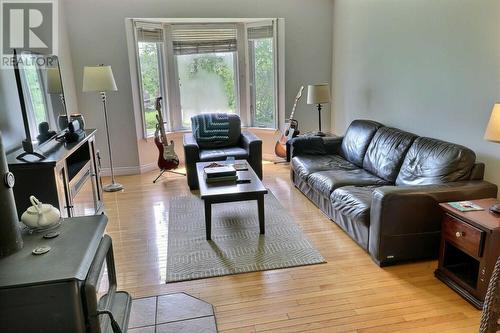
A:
183,114,262,190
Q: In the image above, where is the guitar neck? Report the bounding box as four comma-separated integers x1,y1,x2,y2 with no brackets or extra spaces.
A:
156,107,169,144
289,100,299,122
159,121,168,143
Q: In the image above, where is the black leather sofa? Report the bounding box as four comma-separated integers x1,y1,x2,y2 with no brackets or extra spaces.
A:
183,113,262,190
290,120,497,266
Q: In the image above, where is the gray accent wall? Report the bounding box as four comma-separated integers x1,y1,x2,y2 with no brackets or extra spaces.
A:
62,0,334,170
332,0,500,187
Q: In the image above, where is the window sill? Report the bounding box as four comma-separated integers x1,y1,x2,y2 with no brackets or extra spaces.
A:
143,126,277,140
143,129,190,141
245,126,278,132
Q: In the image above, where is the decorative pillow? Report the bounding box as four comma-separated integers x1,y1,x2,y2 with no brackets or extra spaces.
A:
191,113,240,149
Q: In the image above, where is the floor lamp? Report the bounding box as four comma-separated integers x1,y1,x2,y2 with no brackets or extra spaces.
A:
83,65,123,192
307,84,330,137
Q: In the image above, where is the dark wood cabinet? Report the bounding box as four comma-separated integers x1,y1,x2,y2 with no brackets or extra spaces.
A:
435,199,500,309
7,129,103,219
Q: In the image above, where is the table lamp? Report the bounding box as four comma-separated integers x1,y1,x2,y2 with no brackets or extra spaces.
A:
307,84,330,136
483,103,500,213
83,65,123,192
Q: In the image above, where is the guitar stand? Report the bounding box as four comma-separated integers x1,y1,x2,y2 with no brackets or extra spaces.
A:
153,169,186,184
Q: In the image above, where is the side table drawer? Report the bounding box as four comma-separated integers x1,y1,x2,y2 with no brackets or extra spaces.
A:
443,214,485,257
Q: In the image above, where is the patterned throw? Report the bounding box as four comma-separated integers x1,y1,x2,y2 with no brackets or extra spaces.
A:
191,113,230,143
166,191,326,283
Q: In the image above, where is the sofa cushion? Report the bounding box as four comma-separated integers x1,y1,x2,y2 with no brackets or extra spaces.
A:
340,120,383,167
191,113,241,149
331,186,378,227
291,155,357,180
199,147,248,161
396,137,476,186
363,127,417,182
307,169,390,197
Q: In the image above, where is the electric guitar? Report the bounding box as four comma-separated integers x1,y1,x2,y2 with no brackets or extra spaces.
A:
274,86,304,158
154,97,180,171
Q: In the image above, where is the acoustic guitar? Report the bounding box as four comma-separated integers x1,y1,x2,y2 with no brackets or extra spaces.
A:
274,86,304,158
154,97,180,171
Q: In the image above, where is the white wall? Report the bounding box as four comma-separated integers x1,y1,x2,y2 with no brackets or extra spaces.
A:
332,0,500,187
62,0,334,169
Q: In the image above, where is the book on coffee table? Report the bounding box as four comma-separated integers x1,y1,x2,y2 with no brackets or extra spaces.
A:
205,174,238,183
203,165,236,178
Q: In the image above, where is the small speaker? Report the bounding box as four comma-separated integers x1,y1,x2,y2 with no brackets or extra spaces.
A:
0,132,23,257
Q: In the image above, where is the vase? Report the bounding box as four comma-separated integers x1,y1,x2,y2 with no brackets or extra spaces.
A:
70,114,85,130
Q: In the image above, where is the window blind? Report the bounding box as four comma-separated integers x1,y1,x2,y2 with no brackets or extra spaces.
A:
247,25,273,40
135,22,163,43
171,27,237,55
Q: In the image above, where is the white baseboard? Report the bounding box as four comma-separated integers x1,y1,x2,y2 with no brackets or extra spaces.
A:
100,157,275,177
100,162,167,176
100,166,141,176
139,162,158,174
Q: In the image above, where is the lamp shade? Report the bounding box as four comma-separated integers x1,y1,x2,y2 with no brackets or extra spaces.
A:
307,84,330,105
47,68,63,94
82,65,117,92
484,104,500,143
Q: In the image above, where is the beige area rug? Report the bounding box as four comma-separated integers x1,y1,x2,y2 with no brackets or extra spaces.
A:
166,191,326,283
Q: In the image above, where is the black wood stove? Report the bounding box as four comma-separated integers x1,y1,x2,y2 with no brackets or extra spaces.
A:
0,215,131,333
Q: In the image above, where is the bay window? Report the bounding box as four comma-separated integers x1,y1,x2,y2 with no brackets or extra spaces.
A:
172,26,238,128
131,19,283,137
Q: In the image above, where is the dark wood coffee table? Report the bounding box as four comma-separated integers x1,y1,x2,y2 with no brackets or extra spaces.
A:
196,160,268,240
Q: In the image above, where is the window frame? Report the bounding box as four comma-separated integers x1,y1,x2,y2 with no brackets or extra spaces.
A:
129,19,284,139
133,24,167,137
246,19,278,129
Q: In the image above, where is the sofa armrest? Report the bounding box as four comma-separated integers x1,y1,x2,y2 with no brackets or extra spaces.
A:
369,181,498,265
240,131,261,150
183,133,200,159
183,133,200,189
323,136,344,155
290,136,343,158
241,131,263,179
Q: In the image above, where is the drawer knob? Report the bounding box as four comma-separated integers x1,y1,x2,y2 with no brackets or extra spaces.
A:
455,231,464,238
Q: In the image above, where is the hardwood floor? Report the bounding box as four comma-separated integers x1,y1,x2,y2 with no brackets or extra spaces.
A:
103,162,481,332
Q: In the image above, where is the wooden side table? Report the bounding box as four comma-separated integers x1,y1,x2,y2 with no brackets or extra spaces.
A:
435,198,500,309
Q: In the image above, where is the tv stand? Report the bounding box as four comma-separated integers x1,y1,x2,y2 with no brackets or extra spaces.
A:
7,129,103,218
